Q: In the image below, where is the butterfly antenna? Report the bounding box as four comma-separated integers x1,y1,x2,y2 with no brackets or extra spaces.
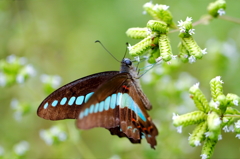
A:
95,40,121,62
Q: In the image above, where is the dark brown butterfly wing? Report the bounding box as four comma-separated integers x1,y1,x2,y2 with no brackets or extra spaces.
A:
76,72,158,149
37,71,119,120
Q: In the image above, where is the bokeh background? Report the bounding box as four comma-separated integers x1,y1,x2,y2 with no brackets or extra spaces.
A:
0,0,240,158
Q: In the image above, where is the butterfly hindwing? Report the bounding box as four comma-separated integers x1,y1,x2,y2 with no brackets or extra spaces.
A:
37,71,119,120
76,72,158,149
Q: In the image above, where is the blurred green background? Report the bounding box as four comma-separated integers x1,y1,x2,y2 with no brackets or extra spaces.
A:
0,0,240,158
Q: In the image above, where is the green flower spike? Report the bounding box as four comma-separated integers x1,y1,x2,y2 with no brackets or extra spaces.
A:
207,0,226,17
207,111,221,140
189,82,210,113
210,76,224,102
126,28,148,39
148,47,160,64
178,17,207,63
173,111,207,127
128,36,159,57
201,138,217,159
143,2,174,27
189,122,208,147
178,42,190,63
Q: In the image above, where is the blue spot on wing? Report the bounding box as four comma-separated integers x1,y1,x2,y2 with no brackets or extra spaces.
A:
110,94,116,109
104,96,111,111
68,96,76,105
52,100,58,107
76,96,84,105
60,97,67,105
85,92,94,103
44,102,48,109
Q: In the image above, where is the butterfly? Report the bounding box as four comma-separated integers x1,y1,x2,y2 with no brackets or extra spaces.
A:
37,58,158,149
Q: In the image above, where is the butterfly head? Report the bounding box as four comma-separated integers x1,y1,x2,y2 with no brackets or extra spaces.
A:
120,58,133,73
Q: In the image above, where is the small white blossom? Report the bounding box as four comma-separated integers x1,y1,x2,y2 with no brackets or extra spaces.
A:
204,131,212,137
188,55,196,63
188,133,192,140
188,29,195,35
222,117,229,123
155,57,162,63
0,146,4,156
143,1,153,8
14,141,29,156
172,113,179,120
218,134,222,140
162,5,169,10
236,134,240,139
213,101,220,109
25,64,36,76
16,74,24,84
134,56,140,62
127,43,132,50
201,48,208,55
200,154,208,159
179,26,186,33
186,17,193,22
228,124,235,132
235,120,240,129
6,55,16,63
176,126,182,133
213,117,222,127
233,100,238,106
0,73,6,87
194,140,201,146
171,55,178,59
193,82,200,89
40,126,67,145
177,20,184,27
153,4,159,11
215,76,224,84
223,125,229,132
217,8,225,16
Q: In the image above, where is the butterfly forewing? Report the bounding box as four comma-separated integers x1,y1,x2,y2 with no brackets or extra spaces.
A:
37,71,119,120
76,72,158,149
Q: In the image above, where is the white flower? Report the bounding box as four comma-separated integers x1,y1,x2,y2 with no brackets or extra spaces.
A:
193,82,200,89
217,8,225,16
218,134,222,140
235,120,240,129
177,20,184,27
188,55,196,63
0,146,4,156
236,134,240,139
204,131,211,137
25,64,36,76
233,100,238,106
201,48,208,55
14,141,29,156
127,43,132,50
186,17,193,22
0,73,6,87
144,1,153,8
134,56,140,62
213,101,220,109
179,26,186,33
162,5,169,10
176,126,182,133
194,140,201,146
200,154,208,159
172,113,179,120
223,125,229,132
188,29,195,35
215,76,224,84
213,117,222,127
6,55,16,63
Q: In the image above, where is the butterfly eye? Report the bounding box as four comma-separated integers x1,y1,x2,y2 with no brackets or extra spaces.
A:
124,58,132,66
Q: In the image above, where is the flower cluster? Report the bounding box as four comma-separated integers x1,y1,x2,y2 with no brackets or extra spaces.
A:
0,55,35,87
40,74,62,94
178,17,207,63
126,2,175,64
10,99,31,121
172,76,240,159
40,125,67,145
208,0,226,17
